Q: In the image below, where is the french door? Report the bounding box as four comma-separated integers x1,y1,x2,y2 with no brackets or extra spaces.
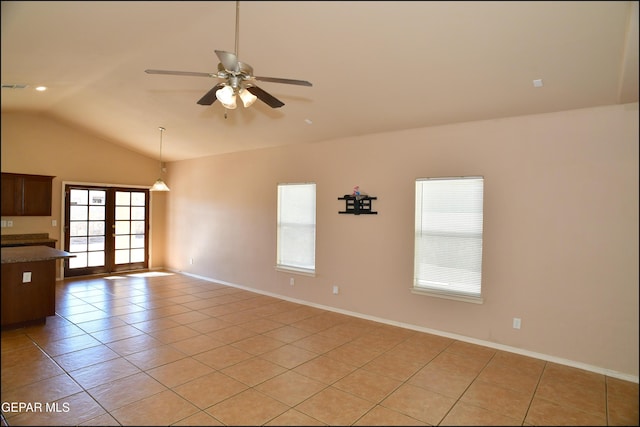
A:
64,185,150,277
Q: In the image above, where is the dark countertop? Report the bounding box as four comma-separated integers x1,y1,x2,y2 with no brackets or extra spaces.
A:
1,246,74,264
1,233,57,247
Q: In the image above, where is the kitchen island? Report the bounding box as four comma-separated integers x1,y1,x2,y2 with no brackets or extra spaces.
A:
1,245,74,328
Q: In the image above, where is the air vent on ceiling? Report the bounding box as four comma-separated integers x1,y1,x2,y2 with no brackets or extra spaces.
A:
2,84,29,89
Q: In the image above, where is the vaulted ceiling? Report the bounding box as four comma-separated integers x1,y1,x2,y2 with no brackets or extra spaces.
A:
2,1,638,162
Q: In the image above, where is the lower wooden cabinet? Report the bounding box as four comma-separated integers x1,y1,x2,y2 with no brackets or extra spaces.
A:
1,260,56,327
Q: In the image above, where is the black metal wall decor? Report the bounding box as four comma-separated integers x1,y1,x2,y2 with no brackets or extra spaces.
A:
338,195,378,215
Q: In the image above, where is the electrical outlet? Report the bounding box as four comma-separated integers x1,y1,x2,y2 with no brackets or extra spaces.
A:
23,272,32,283
332,285,339,294
290,277,295,286
512,317,521,329
189,258,193,265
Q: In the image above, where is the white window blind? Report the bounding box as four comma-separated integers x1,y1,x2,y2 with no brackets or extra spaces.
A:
276,183,316,274
414,177,484,302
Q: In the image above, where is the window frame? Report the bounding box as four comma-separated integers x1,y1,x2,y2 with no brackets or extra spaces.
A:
275,182,317,276
413,176,484,304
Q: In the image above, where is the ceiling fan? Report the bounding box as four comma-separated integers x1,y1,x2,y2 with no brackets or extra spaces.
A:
145,1,312,110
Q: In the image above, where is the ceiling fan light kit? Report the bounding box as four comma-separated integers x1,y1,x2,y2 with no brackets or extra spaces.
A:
216,85,237,109
239,88,257,107
145,1,312,111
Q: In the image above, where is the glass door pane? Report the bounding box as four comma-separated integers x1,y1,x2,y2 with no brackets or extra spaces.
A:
114,190,147,267
64,185,149,277
68,189,106,270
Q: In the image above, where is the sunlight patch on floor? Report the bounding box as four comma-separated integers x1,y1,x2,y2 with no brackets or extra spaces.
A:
127,271,174,278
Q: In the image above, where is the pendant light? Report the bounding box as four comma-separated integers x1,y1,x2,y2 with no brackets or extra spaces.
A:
150,126,170,192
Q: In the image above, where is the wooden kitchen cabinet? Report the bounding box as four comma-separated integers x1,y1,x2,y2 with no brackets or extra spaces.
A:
1,259,56,327
1,246,74,328
1,173,54,216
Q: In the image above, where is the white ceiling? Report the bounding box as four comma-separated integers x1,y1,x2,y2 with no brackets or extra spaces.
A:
2,1,638,162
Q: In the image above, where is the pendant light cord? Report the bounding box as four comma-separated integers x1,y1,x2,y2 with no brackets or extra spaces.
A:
158,126,165,173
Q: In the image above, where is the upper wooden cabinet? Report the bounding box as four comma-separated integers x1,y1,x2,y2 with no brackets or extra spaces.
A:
1,173,55,216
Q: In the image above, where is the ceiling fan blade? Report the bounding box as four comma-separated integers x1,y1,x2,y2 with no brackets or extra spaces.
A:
247,86,284,108
145,69,213,78
254,76,312,87
215,50,240,72
197,83,225,105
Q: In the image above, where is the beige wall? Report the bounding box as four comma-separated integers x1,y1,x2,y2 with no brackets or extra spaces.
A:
165,103,639,379
1,112,167,273
2,105,637,380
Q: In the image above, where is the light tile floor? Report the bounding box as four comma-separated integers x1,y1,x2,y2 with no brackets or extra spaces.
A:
1,271,637,426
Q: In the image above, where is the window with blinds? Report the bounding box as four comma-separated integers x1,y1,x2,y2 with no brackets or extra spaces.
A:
414,177,484,303
276,183,316,275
